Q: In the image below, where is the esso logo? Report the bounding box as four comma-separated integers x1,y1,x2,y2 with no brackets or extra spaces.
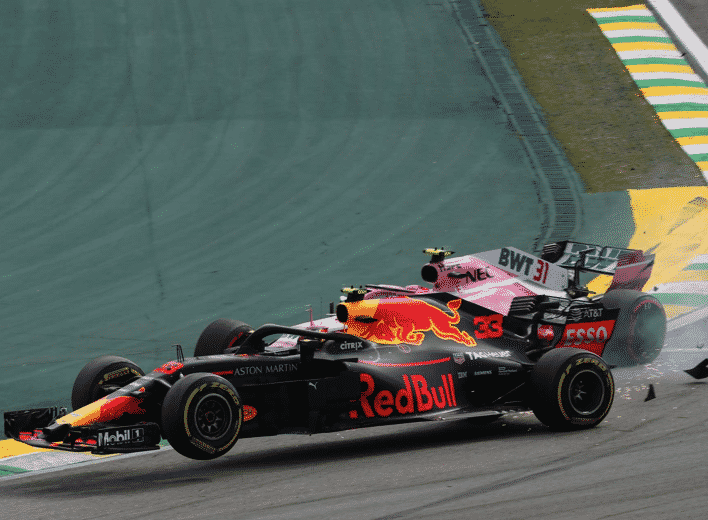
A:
565,326,608,345
561,320,615,355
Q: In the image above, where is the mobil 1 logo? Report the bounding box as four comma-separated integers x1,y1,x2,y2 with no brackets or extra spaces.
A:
97,426,145,448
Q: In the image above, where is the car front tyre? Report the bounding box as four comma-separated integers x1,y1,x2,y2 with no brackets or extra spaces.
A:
161,373,243,460
71,356,145,410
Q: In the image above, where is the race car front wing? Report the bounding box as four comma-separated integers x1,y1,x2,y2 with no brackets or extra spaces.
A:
4,407,161,454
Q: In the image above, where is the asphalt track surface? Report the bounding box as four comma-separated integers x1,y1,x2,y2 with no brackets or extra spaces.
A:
2,1,708,519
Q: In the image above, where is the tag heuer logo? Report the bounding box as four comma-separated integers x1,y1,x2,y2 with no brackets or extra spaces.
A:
453,353,465,365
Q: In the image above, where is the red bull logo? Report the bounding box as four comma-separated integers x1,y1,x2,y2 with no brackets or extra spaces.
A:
340,297,476,347
350,372,458,419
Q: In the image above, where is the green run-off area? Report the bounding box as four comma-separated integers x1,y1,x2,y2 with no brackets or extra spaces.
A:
479,0,706,192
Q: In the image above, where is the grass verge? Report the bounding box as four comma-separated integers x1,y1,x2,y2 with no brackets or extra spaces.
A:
478,0,706,192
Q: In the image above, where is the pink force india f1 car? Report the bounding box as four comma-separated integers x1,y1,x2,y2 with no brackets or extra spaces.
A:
4,241,666,460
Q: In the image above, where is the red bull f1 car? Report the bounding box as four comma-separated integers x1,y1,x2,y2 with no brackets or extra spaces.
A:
4,241,666,460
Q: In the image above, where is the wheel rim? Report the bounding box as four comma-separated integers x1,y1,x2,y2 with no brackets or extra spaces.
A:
193,393,233,440
567,369,605,416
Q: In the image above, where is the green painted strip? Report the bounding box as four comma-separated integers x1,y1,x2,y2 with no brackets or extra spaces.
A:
0,465,29,476
667,128,708,138
621,58,689,65
635,79,707,88
653,294,708,306
607,36,672,44
684,263,708,270
597,16,658,24
689,153,708,161
654,103,708,112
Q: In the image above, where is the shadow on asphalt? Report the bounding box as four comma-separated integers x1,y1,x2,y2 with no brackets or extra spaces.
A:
0,415,563,496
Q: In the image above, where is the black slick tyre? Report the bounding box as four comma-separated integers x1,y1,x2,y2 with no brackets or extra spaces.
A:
71,356,145,410
194,319,253,357
530,347,614,430
161,373,243,460
600,289,666,367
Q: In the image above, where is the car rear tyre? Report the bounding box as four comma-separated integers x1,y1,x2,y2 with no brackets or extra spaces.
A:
194,319,254,357
530,347,614,430
161,373,243,460
71,356,145,410
600,290,666,367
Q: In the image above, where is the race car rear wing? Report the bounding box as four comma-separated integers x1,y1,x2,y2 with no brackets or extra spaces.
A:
540,241,654,292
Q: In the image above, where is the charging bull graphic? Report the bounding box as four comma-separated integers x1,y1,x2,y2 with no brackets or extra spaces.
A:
340,297,476,347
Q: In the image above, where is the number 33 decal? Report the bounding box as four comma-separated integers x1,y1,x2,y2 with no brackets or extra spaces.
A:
474,315,503,339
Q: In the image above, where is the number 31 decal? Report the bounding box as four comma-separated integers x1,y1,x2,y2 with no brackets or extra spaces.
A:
474,314,503,339
533,259,549,284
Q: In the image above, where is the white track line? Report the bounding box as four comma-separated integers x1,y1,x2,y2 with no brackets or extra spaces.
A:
648,0,708,78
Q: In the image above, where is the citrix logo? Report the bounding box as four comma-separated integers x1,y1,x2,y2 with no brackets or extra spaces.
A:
340,341,364,351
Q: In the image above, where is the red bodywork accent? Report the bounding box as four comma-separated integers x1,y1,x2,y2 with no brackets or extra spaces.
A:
227,330,248,348
95,396,147,420
359,357,451,368
55,395,147,428
538,324,554,341
243,405,257,422
606,251,654,292
154,361,184,374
